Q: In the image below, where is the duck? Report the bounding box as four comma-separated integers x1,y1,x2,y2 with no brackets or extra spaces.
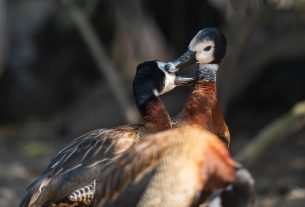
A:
90,28,253,207
167,27,230,146
19,59,197,207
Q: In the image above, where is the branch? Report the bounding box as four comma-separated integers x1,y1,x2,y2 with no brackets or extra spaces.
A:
60,0,139,123
236,100,305,165
0,0,8,77
217,9,265,113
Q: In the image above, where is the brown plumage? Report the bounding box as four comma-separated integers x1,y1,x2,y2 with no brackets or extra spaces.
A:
211,103,230,146
19,60,196,207
94,126,235,207
91,66,232,207
31,28,236,207
90,28,234,206
141,95,172,131
171,28,230,146
175,74,230,146
58,28,233,207
176,81,217,129
24,126,143,207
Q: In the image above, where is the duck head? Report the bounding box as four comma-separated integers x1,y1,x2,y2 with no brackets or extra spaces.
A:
164,27,227,73
133,60,196,107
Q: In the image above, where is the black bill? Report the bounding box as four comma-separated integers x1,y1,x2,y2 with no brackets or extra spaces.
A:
174,75,196,86
164,49,196,73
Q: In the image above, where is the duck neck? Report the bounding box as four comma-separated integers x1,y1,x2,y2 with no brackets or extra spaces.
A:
180,64,218,128
199,63,218,81
137,95,172,132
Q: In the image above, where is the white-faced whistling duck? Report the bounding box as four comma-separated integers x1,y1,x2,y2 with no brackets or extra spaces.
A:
166,27,230,146
90,28,253,207
18,59,197,207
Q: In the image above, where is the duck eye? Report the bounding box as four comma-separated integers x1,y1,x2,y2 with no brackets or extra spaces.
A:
203,46,212,51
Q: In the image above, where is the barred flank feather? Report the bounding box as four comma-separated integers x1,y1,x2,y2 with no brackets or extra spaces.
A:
68,180,97,205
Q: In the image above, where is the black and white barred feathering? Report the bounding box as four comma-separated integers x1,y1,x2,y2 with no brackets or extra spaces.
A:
68,180,97,205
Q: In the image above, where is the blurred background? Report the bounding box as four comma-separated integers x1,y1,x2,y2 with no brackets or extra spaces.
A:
0,0,305,206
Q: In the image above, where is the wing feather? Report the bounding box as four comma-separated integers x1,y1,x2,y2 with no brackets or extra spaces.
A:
94,131,173,205
19,125,142,207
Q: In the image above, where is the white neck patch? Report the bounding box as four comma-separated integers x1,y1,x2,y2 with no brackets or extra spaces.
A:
156,61,177,95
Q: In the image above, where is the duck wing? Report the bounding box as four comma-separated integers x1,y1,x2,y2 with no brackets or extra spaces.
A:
19,125,143,207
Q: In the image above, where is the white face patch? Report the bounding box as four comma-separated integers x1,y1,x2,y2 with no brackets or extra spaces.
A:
189,40,214,52
156,61,177,95
189,40,215,64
